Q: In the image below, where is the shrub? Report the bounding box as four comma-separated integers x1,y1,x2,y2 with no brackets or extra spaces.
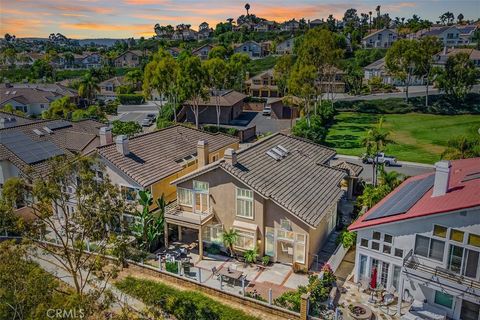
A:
262,255,270,266
117,94,144,105
243,247,259,265
336,229,356,249
274,290,303,312
115,276,259,320
165,261,179,274
245,291,268,302
202,125,239,137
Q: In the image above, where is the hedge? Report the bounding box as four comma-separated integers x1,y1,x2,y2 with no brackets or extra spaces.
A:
117,94,145,105
334,93,480,115
115,276,259,320
202,125,239,137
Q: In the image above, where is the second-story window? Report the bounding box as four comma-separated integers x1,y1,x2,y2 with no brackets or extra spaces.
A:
121,186,138,202
415,235,445,262
177,187,193,207
236,188,253,219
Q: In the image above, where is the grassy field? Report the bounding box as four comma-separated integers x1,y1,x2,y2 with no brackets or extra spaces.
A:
326,112,480,164
247,56,279,76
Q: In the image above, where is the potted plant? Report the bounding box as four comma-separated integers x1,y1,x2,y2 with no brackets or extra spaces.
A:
262,255,270,266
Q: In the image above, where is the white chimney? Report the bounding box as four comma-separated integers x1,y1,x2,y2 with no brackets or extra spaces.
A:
432,160,451,197
197,140,209,167
99,127,113,145
115,135,129,156
224,148,237,166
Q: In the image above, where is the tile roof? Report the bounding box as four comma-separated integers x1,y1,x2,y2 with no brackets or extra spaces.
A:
185,90,246,107
349,157,480,231
0,119,103,178
364,57,386,70
362,28,397,40
96,125,239,187
0,111,37,126
173,133,346,227
332,161,364,177
0,84,78,106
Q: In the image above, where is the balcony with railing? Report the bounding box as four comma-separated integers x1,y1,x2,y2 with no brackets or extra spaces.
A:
403,249,480,298
164,200,214,227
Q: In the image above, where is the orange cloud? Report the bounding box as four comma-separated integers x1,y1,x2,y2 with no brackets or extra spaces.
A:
61,13,88,17
60,22,151,32
123,0,169,4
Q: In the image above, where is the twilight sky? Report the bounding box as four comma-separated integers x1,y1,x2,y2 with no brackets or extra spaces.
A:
1,0,479,39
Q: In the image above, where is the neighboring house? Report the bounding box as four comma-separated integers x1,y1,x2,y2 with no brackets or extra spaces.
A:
362,29,398,48
364,57,425,86
169,133,349,266
172,26,198,41
0,111,36,128
276,38,295,55
234,41,263,58
349,158,480,320
79,52,103,69
254,20,276,32
308,19,324,29
0,119,103,187
264,97,299,119
245,69,280,98
114,50,144,68
434,47,480,68
280,19,300,32
94,125,239,205
0,83,79,116
408,26,461,47
197,22,212,40
97,76,126,101
192,44,214,60
235,21,255,32
167,47,181,58
458,24,478,45
316,66,347,93
183,90,246,125
12,52,44,67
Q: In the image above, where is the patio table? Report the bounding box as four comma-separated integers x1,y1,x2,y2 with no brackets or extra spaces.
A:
217,267,244,285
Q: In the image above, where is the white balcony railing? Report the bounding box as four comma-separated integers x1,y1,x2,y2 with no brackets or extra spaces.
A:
165,200,213,226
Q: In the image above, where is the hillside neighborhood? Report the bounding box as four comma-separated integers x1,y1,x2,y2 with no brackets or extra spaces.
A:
0,2,480,320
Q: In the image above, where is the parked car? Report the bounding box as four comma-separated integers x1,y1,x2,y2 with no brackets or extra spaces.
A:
262,105,272,116
146,113,156,121
361,152,397,166
141,118,153,127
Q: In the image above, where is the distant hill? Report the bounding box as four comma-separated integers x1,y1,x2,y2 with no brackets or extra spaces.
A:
19,38,127,47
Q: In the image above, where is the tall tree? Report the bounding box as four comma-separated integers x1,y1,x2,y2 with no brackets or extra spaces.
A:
362,117,392,186
22,156,129,296
415,36,442,107
78,72,100,105
178,55,208,129
435,52,479,102
245,3,250,16
42,96,77,120
273,54,295,96
125,69,143,90
227,53,250,92
204,58,228,128
385,39,418,102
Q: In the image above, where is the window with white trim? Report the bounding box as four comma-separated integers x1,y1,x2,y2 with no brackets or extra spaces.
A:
236,188,253,219
177,187,193,206
234,229,255,250
121,186,138,201
294,233,306,264
414,235,445,262
193,180,209,192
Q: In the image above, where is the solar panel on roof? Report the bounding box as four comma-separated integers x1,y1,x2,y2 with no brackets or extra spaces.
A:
0,131,64,164
46,120,72,130
364,174,435,221
266,150,281,161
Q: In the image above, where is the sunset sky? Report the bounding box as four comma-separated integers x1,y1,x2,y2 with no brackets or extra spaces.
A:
1,0,479,39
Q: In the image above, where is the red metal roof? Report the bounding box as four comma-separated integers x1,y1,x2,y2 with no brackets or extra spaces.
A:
349,158,480,231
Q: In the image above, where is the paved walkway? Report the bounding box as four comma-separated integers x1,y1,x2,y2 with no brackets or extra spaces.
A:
29,248,146,313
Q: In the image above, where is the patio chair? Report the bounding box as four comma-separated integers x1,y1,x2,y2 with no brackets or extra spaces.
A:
211,266,220,280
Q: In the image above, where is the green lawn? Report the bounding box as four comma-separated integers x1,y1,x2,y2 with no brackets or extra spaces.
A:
247,56,279,76
326,112,480,164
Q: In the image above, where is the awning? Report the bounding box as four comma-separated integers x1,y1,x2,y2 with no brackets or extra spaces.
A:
232,220,258,232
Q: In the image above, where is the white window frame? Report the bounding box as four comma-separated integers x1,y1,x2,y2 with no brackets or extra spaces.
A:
233,229,255,250
236,187,254,219
294,233,306,264
120,185,138,202
177,187,193,207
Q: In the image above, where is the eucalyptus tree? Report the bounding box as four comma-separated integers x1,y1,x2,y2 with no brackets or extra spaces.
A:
385,39,418,102
204,57,228,128
414,36,441,107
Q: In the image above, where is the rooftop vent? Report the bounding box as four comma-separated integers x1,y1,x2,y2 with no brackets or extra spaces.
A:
43,127,54,134
266,145,289,161
33,129,45,136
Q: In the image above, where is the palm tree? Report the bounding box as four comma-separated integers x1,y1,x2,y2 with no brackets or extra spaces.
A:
222,229,239,257
245,3,250,16
78,72,100,105
362,117,392,186
125,69,143,90
442,136,480,160
368,11,372,31
378,167,404,191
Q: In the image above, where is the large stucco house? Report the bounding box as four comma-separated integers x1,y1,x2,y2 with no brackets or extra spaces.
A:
168,134,352,269
349,158,480,320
